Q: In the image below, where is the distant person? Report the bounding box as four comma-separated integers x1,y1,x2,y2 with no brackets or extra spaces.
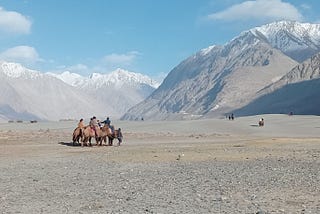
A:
117,128,123,145
231,113,234,120
104,117,111,126
259,118,264,127
141,117,144,121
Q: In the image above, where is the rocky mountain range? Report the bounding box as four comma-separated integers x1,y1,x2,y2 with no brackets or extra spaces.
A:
233,52,320,116
0,62,158,122
49,68,159,117
2,20,320,122
122,21,320,120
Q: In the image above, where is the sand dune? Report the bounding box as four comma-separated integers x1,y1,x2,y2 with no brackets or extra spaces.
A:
0,114,319,213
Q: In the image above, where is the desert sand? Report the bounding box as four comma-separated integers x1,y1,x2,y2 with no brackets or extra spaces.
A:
0,114,319,213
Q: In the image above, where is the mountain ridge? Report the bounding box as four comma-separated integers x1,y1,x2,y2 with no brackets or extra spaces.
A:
122,20,320,120
249,20,320,62
233,52,320,116
0,62,158,121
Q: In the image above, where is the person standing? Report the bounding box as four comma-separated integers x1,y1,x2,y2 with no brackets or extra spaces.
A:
117,128,123,145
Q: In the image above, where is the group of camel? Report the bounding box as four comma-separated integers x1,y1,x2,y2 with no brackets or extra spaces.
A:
72,124,120,147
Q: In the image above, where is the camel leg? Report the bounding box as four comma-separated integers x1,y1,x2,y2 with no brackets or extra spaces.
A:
76,136,80,146
96,137,101,146
81,138,85,147
108,137,113,146
72,135,76,146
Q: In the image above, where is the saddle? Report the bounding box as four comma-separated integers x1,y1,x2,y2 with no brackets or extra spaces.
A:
90,127,96,135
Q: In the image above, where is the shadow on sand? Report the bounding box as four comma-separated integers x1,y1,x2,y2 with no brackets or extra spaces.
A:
58,142,81,147
250,124,259,127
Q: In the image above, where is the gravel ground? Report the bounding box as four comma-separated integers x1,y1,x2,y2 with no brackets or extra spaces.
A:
0,116,319,213
1,154,319,213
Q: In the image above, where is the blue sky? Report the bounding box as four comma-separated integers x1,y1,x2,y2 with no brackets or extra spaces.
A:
0,0,320,81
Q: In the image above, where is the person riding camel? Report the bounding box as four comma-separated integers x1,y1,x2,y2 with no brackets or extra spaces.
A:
90,116,98,137
103,117,111,126
78,118,85,129
77,118,85,136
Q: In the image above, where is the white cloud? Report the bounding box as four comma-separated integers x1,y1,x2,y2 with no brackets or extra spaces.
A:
208,0,303,22
103,51,140,65
0,7,32,34
0,46,41,64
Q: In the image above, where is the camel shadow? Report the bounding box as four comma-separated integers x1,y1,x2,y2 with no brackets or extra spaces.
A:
58,142,81,147
250,124,259,127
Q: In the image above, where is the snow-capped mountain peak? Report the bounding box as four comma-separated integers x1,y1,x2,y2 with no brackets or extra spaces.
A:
106,68,160,88
251,20,320,39
0,61,42,79
47,71,86,86
51,68,160,89
48,68,159,89
89,72,102,80
0,61,158,121
200,45,216,56
247,21,320,62
123,20,317,120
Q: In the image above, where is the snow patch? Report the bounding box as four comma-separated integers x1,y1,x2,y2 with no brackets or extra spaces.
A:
0,61,41,79
200,45,215,56
50,68,160,89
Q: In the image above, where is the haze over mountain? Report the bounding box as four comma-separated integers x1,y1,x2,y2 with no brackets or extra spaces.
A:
122,21,320,120
49,68,159,117
0,61,106,121
0,62,158,122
